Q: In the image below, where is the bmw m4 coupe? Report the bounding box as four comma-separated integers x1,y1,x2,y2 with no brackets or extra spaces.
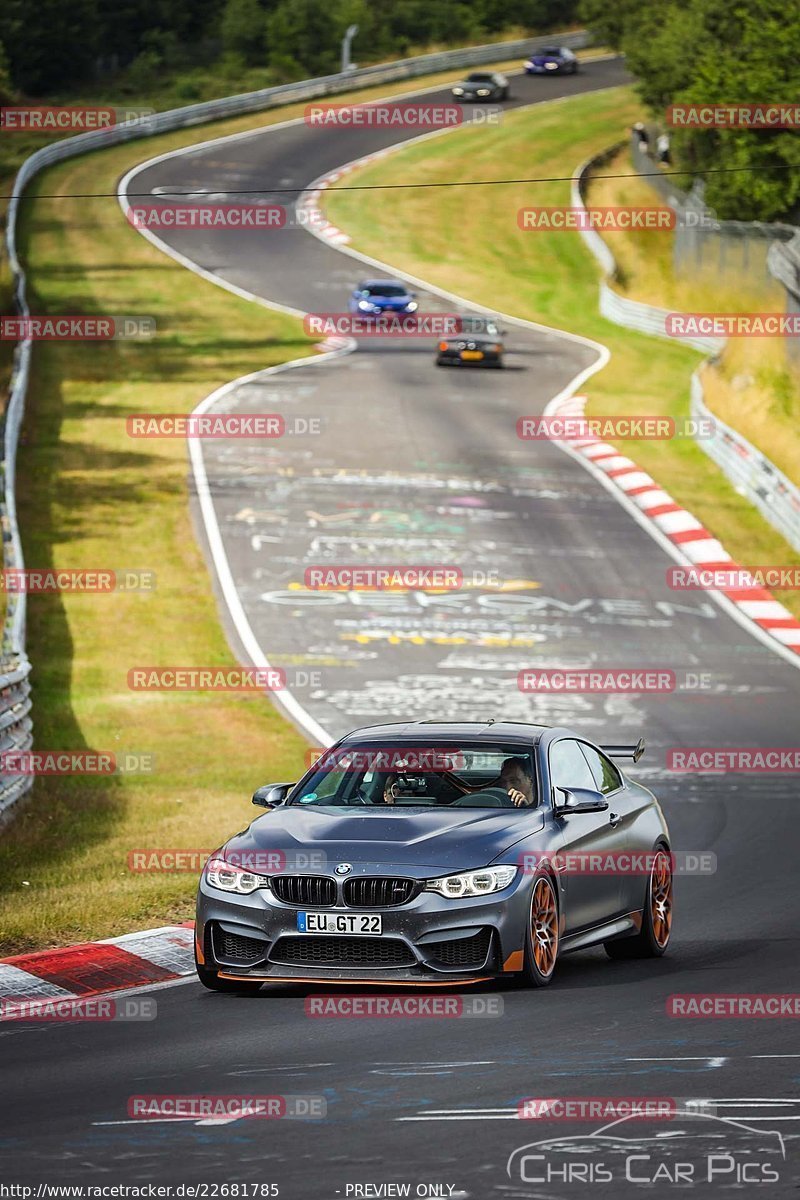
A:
195,721,673,992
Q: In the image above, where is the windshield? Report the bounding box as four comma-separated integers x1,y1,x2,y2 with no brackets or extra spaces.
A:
466,74,493,82
361,284,407,297
292,743,537,808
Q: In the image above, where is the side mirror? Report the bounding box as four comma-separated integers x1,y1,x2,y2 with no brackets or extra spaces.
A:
252,782,295,809
556,787,608,814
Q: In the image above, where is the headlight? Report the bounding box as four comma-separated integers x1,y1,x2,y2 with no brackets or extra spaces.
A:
477,89,490,96
545,62,558,70
425,866,517,898
452,87,464,96
205,855,267,895
357,299,375,311
406,301,418,312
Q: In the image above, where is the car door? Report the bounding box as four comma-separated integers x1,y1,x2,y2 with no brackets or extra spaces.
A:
548,738,625,932
578,742,647,918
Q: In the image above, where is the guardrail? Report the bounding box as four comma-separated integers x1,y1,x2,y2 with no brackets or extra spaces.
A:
572,145,800,556
690,372,800,554
571,147,723,355
768,233,800,364
0,29,590,823
627,136,797,284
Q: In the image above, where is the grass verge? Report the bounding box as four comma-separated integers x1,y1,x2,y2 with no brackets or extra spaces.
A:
588,146,800,492
324,86,800,617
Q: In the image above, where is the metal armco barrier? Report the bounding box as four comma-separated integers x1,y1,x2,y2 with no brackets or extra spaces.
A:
768,234,800,364
0,30,589,824
690,372,800,554
571,148,800,556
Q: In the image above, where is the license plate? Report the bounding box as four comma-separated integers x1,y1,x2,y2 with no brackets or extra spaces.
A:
460,350,483,360
297,911,383,935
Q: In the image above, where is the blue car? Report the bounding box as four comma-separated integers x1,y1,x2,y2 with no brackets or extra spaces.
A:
524,46,578,75
348,279,418,317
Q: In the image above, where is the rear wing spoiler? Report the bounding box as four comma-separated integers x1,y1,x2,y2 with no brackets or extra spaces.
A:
601,737,645,763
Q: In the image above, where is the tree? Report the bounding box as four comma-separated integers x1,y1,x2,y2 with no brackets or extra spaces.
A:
581,0,800,221
0,0,99,92
578,0,642,51
670,0,800,219
222,0,265,66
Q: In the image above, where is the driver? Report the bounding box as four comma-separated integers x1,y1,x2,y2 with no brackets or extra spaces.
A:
497,756,535,807
440,755,535,806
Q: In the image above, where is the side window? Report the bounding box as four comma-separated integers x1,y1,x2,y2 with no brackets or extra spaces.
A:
549,739,597,794
579,744,623,794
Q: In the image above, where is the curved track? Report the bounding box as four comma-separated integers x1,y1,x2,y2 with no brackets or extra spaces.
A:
3,57,800,1197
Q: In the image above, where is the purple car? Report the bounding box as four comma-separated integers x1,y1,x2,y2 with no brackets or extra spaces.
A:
524,46,578,75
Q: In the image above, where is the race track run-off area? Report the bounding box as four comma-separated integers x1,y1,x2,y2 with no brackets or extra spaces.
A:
2,57,800,1198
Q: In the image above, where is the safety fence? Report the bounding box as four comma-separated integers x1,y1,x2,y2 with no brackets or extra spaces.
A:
628,136,797,286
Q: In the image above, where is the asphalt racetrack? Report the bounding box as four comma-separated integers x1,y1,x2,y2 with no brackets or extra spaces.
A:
3,55,800,1198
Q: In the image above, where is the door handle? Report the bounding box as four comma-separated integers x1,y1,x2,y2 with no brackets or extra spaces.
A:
609,812,620,827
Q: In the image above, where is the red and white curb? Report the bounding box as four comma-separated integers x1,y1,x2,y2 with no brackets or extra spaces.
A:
0,923,195,1004
552,393,800,655
298,148,394,245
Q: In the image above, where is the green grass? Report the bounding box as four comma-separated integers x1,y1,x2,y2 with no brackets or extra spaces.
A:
0,136,316,953
325,85,800,619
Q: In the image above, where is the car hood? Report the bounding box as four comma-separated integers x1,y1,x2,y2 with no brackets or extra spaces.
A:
528,56,559,64
225,806,545,872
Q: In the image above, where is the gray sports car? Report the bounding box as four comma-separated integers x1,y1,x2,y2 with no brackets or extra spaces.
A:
195,721,673,992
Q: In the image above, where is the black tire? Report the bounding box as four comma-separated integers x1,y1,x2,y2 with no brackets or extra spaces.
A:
502,87,510,100
195,945,264,994
571,62,579,74
605,847,672,960
520,874,560,987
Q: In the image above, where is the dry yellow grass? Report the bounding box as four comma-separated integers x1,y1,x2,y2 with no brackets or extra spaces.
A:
326,87,800,618
588,147,800,489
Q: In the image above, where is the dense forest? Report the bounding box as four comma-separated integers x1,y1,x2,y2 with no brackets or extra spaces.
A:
0,0,578,96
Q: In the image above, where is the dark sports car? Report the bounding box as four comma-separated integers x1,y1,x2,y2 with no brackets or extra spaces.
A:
195,721,673,992
436,317,505,367
451,71,510,101
524,46,578,75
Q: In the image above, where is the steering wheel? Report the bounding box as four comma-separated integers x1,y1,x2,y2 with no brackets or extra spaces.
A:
450,786,515,808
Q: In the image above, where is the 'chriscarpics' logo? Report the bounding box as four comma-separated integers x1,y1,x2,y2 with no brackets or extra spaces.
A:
506,1112,786,1190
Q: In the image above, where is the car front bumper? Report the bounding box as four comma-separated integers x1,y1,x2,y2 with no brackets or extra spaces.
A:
196,869,530,984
